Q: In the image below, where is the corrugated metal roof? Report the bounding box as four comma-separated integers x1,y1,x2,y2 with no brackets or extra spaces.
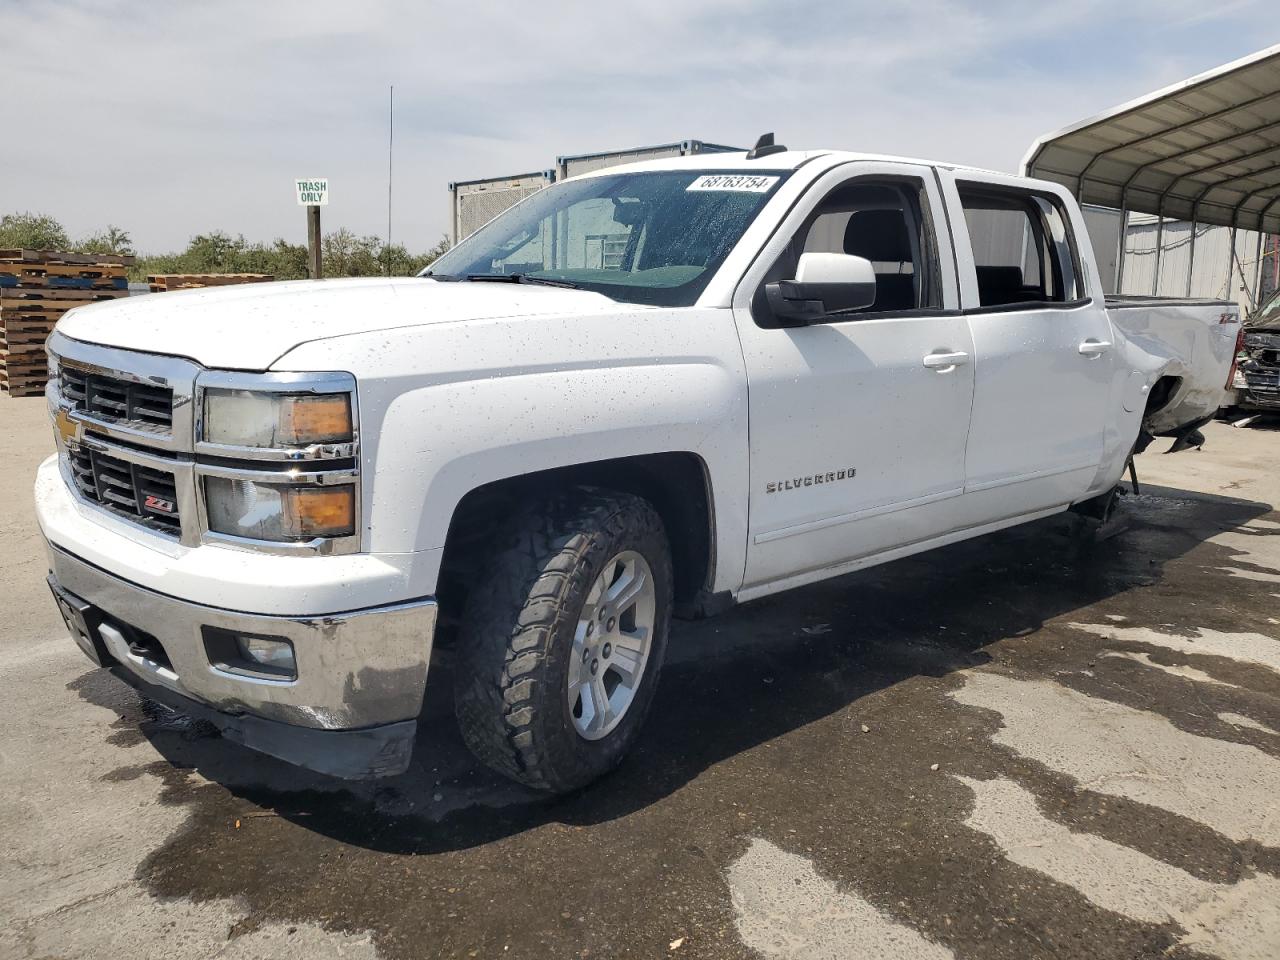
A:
1023,44,1280,234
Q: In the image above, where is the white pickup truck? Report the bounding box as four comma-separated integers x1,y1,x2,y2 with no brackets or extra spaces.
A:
36,140,1242,792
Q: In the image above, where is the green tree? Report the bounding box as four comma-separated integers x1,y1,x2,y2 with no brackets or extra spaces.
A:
267,238,309,280
414,235,451,271
321,228,373,277
78,225,134,256
183,231,245,271
321,230,446,278
0,212,71,250
130,231,309,282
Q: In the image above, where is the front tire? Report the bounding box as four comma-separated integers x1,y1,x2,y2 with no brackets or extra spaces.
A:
453,488,672,793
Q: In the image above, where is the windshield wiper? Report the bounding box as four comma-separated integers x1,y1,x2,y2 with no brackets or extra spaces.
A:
466,273,581,290
420,271,462,281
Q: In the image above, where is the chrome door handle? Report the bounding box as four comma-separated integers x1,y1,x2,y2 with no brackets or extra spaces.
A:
922,351,970,370
1078,339,1112,357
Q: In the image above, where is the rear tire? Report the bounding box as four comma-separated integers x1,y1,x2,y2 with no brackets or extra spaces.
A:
453,487,672,793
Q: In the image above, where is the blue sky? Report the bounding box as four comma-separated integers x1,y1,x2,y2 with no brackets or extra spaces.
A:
1,0,1273,253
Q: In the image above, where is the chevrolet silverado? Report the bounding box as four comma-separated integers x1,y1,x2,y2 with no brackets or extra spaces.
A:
37,140,1241,792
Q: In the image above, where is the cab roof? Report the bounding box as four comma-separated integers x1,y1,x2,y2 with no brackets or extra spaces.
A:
566,148,1019,182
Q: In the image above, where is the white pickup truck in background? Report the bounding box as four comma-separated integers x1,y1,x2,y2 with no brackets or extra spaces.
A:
36,138,1241,792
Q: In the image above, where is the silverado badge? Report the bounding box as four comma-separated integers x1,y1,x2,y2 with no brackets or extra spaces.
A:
766,468,856,494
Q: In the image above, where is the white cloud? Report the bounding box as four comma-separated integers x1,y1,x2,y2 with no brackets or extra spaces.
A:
0,0,1268,252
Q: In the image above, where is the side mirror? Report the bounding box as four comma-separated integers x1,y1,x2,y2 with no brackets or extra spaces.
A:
765,252,877,324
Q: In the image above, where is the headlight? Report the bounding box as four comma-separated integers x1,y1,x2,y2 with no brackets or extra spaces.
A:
196,372,359,551
204,477,356,541
202,388,353,448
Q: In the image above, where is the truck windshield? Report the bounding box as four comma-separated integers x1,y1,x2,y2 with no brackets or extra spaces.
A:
424,170,790,306
1248,288,1280,327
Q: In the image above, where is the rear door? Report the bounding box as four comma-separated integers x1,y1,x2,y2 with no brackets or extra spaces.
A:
732,162,972,592
938,172,1115,517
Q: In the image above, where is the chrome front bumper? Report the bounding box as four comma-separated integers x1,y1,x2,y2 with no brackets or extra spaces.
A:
46,543,436,778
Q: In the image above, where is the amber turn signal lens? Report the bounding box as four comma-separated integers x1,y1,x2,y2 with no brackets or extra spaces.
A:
281,394,353,445
283,486,355,538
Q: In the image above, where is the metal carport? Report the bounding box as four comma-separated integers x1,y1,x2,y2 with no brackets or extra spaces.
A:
1022,44,1280,297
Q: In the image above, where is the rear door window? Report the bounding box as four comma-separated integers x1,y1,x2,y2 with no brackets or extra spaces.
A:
957,186,1082,308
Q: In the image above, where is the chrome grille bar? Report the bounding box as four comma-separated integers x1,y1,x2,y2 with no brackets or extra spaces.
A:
61,366,175,434
68,445,183,536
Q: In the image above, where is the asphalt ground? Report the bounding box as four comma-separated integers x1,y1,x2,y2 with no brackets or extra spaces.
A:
2,393,1278,960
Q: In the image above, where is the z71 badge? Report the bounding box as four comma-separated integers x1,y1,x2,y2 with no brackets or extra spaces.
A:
766,468,856,494
143,494,175,514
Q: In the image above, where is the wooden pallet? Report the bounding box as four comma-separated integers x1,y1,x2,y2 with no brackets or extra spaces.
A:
0,381,48,397
0,356,49,397
0,249,135,267
1,262,127,279
0,339,49,357
148,273,273,292
0,333,50,354
0,287,127,302
148,273,272,282
0,262,128,292
0,300,76,317
0,297,120,318
0,382,47,397
0,355,48,370
0,275,127,291
0,315,57,332
0,314,56,351
0,352,47,369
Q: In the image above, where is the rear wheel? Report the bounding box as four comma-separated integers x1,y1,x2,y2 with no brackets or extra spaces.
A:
453,488,672,792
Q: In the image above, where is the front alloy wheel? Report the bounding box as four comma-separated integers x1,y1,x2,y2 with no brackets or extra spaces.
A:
568,550,656,740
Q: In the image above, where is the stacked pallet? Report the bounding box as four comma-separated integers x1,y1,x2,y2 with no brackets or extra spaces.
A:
1,250,133,397
147,273,273,293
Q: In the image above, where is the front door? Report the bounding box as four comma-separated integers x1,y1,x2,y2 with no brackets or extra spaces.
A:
732,163,973,592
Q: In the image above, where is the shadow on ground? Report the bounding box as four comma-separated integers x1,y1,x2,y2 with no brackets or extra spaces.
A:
71,483,1273,856
61,482,1280,959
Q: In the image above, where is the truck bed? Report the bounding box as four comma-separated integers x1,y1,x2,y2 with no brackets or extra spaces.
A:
1104,296,1241,436
1105,295,1237,310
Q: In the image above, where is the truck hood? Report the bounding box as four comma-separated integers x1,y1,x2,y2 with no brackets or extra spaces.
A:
56,277,636,370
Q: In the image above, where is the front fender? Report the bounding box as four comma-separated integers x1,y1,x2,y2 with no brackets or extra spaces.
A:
276,308,751,597
380,358,743,557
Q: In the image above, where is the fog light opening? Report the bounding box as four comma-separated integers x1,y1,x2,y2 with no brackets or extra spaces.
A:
239,635,296,671
203,626,297,681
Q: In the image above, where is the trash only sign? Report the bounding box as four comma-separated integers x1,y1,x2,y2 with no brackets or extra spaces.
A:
295,178,328,206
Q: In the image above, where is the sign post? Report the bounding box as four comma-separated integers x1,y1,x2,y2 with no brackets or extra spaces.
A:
295,178,329,279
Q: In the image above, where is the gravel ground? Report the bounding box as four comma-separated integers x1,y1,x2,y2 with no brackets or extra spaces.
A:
2,394,1278,960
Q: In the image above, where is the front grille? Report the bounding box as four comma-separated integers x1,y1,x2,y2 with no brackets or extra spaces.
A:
1243,366,1280,407
1244,368,1280,396
68,445,181,535
60,366,173,433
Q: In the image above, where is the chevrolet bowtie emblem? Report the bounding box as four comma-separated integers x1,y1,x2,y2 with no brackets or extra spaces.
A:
55,407,83,446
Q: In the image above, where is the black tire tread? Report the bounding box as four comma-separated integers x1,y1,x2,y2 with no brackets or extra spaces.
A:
453,487,670,791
